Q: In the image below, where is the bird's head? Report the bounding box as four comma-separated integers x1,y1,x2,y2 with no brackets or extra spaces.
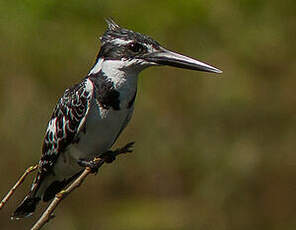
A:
90,19,222,76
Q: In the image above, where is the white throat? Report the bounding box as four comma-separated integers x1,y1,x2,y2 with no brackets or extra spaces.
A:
89,58,140,89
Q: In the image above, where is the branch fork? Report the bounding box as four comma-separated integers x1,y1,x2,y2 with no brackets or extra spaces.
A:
0,142,134,230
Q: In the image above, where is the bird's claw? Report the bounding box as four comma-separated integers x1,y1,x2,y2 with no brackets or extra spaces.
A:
77,142,135,168
119,141,135,154
99,141,135,164
77,159,100,174
98,152,116,163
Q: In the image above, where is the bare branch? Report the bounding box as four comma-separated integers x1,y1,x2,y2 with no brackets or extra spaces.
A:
30,142,134,230
30,166,94,230
0,164,38,210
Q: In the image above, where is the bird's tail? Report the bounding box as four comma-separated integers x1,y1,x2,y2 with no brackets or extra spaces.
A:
11,195,40,219
11,169,83,219
11,172,43,219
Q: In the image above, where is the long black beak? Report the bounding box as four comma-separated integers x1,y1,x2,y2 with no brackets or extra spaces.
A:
144,48,222,74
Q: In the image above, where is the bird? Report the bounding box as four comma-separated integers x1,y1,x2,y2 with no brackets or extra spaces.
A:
11,18,222,219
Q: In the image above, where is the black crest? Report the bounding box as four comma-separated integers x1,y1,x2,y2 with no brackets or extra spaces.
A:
100,18,160,48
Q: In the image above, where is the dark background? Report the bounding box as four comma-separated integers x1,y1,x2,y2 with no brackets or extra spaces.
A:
1,0,296,229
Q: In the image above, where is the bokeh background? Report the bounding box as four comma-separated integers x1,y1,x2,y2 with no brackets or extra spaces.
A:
1,0,296,229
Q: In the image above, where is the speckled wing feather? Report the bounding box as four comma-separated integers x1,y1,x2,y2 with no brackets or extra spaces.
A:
39,79,93,172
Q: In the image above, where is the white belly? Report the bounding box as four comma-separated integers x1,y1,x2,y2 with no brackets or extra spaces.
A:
72,102,133,160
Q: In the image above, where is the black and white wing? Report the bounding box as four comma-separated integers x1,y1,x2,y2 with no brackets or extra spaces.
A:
39,78,94,172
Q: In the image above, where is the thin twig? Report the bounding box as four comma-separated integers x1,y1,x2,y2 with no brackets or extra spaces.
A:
30,165,97,230
0,164,38,210
31,142,134,230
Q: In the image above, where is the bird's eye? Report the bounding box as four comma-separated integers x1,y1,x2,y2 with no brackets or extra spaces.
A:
128,42,143,53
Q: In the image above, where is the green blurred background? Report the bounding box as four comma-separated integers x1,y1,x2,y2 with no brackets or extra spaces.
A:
1,0,296,229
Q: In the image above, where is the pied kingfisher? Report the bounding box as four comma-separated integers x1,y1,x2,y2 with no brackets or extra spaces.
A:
12,19,222,219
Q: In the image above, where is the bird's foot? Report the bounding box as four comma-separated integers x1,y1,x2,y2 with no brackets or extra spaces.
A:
116,141,135,155
77,159,102,174
77,142,135,172
98,151,116,163
98,141,135,164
